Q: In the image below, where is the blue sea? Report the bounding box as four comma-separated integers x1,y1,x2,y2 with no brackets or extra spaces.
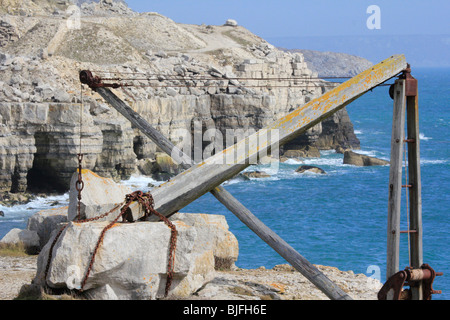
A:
1,67,448,300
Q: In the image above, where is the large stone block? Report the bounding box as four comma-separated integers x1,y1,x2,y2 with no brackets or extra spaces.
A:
35,220,199,299
170,213,239,270
67,169,136,221
33,210,239,299
27,206,68,249
0,228,40,253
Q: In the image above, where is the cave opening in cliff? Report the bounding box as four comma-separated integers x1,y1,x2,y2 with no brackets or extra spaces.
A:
26,162,68,194
133,135,145,160
26,132,69,194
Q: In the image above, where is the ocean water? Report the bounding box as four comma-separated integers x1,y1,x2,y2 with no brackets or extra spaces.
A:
1,67,448,300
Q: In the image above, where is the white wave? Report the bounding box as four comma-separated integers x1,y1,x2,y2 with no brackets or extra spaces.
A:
221,178,244,186
0,219,25,223
421,159,447,165
0,193,69,221
419,133,431,140
1,194,69,211
121,174,163,190
356,149,379,157
320,150,336,156
354,130,363,135
294,170,325,176
283,158,304,165
302,157,346,167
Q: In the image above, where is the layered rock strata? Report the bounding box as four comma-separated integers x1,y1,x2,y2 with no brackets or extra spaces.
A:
0,1,360,194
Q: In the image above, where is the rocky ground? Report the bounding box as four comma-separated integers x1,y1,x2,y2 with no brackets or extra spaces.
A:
0,255,38,300
0,255,381,300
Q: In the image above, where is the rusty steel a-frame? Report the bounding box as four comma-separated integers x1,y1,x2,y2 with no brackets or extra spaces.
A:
79,54,440,300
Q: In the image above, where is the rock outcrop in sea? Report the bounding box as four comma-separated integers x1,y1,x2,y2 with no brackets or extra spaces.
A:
0,0,360,195
343,151,389,166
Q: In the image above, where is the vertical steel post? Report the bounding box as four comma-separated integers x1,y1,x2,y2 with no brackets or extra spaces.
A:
386,66,423,299
387,79,406,280
404,68,423,300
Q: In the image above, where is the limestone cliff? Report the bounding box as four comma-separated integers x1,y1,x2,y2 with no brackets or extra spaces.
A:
0,1,360,193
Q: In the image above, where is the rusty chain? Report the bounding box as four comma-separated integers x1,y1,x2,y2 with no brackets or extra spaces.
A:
75,153,84,221
44,190,177,298
43,201,124,283
135,191,178,297
76,84,84,221
43,224,68,282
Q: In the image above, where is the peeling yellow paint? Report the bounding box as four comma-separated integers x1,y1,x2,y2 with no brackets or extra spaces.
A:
271,55,405,132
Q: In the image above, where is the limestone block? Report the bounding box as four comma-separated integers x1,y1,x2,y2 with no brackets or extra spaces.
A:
67,169,135,221
34,220,200,299
27,206,68,249
225,19,238,27
0,228,40,252
34,209,239,299
170,213,239,269
292,62,307,70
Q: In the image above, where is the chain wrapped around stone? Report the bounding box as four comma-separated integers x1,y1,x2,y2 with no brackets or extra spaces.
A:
45,190,177,298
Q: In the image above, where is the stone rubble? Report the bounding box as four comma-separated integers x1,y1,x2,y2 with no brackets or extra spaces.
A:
0,256,383,300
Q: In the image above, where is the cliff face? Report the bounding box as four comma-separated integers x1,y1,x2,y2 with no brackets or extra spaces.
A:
283,49,373,78
0,1,360,193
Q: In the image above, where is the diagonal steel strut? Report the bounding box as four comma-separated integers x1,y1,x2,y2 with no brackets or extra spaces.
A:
81,54,406,300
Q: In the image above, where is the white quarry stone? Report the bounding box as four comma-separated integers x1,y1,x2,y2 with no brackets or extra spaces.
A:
26,206,68,249
67,169,136,222
170,212,239,269
34,211,238,300
0,228,40,251
224,19,238,27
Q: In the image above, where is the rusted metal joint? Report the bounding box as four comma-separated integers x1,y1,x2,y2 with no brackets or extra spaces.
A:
378,264,443,300
401,63,418,97
79,70,121,90
389,63,418,99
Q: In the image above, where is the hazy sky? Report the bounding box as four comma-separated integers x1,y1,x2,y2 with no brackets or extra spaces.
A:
126,0,450,38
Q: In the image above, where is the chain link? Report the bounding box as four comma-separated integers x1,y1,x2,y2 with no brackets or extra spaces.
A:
75,153,84,221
